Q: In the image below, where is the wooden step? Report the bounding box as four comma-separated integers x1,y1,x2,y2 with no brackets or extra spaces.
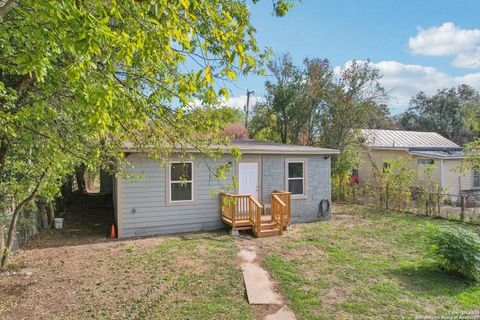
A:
260,221,277,230
257,228,281,237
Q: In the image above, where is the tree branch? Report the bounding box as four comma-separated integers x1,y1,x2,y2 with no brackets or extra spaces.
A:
1,167,48,268
0,0,17,20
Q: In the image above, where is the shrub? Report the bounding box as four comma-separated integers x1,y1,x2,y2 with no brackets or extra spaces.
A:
425,224,480,282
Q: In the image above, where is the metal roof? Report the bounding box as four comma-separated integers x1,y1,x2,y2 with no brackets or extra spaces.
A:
360,129,460,149
409,150,466,159
122,139,339,155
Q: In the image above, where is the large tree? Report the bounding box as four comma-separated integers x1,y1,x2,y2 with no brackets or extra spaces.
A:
319,60,387,198
0,0,294,267
398,85,480,145
249,57,388,199
249,54,333,144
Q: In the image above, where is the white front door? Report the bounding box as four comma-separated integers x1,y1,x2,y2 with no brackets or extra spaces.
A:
238,162,259,200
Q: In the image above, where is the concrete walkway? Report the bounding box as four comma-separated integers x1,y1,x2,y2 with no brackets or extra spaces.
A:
238,246,296,320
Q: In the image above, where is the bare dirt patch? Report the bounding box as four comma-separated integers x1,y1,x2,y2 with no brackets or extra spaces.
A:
0,198,251,319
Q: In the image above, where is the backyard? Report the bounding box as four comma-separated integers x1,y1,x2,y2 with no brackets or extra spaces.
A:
0,205,479,319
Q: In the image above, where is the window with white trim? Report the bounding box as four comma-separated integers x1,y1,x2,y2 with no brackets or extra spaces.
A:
474,170,480,189
417,158,435,165
287,160,305,196
169,162,193,202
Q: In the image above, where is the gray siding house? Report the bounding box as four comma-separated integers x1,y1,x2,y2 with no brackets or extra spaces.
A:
113,140,338,238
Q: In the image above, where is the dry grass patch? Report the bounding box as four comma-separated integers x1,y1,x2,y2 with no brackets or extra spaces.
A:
0,232,253,320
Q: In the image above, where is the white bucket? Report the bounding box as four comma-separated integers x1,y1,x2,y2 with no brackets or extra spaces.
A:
54,218,64,229
450,195,458,204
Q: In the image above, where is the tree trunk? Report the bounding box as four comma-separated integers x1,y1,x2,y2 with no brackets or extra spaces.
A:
0,137,8,178
46,201,55,228
75,164,87,193
1,169,48,268
0,223,4,269
0,0,17,19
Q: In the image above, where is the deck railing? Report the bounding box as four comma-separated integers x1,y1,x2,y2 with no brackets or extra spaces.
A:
272,190,291,227
271,194,285,235
248,196,262,236
221,191,290,237
221,193,263,234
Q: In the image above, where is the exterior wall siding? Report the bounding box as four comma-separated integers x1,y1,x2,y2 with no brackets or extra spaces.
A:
358,149,472,194
118,153,333,238
443,159,473,194
262,154,332,223
358,149,409,183
119,154,234,238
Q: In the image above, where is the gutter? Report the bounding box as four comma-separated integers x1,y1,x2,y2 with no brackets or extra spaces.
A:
120,147,340,155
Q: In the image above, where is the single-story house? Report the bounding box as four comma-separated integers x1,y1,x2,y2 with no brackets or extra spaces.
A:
358,129,479,194
111,140,339,238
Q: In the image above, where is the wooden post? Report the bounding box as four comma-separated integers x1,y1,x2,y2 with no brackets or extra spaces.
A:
460,195,465,221
279,204,283,235
232,196,236,229
425,192,429,216
437,186,441,216
385,184,389,210
248,197,253,225
286,193,291,225
256,205,261,235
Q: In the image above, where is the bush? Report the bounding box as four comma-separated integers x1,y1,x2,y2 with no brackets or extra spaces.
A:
426,225,480,282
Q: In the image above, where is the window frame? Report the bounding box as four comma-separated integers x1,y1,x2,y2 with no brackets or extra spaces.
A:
474,170,480,189
417,158,435,166
285,158,307,199
167,161,194,205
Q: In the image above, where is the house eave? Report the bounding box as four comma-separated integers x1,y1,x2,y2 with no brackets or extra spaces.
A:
408,151,466,160
120,147,340,156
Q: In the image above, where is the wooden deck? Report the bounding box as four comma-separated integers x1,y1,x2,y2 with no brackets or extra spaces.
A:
221,191,291,237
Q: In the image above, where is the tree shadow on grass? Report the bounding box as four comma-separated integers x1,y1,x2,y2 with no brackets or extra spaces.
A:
390,263,473,298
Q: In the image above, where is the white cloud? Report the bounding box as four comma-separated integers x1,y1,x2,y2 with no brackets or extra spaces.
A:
221,94,265,110
454,72,480,85
335,60,480,113
408,22,480,56
452,48,480,68
376,61,480,112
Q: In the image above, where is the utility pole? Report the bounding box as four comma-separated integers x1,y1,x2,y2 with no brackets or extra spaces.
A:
244,89,254,128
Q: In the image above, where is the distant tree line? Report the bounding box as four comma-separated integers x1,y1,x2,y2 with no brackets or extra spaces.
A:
245,54,480,199
247,54,389,194
395,84,480,146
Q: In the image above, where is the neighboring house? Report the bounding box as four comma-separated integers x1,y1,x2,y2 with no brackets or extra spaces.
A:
111,140,339,238
358,129,479,194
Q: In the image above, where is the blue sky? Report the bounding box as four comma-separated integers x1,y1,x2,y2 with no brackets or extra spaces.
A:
227,0,480,114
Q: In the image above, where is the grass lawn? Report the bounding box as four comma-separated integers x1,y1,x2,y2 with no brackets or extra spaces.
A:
0,232,253,320
1,205,479,320
262,205,480,320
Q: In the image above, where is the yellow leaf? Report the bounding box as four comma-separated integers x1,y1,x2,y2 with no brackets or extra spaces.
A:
247,55,256,67
180,0,189,10
227,71,236,80
205,66,212,83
